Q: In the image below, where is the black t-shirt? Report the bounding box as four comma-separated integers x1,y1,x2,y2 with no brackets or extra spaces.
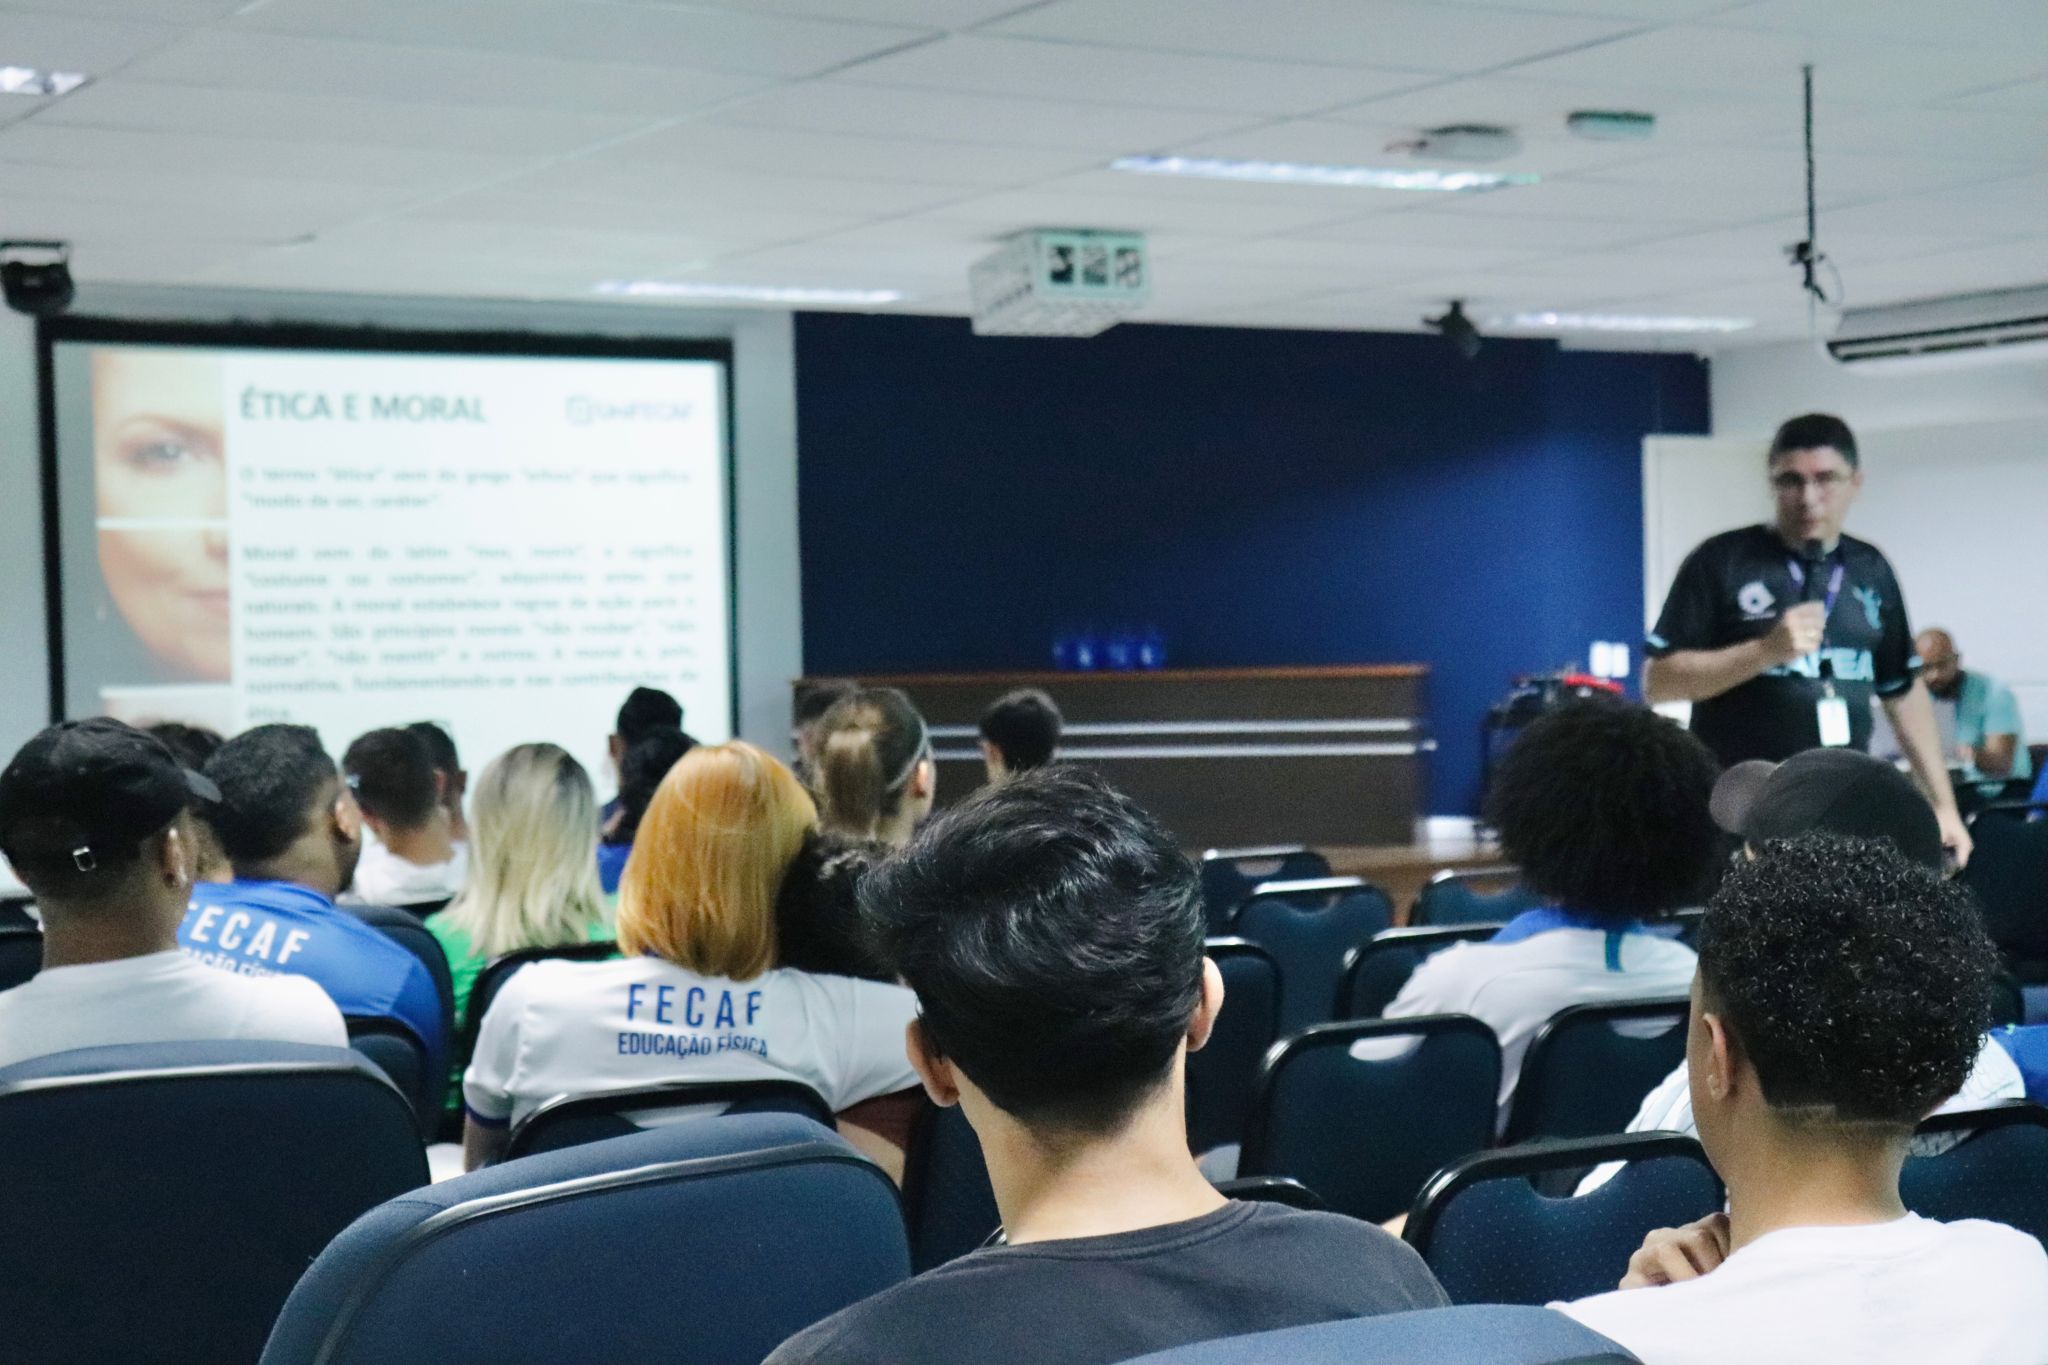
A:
764,1200,1448,1365
1647,525,1918,767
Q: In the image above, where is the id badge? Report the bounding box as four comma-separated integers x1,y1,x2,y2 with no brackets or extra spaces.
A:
1817,695,1852,747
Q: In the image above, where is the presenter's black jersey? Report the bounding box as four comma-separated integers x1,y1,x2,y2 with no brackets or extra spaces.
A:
1646,525,1919,767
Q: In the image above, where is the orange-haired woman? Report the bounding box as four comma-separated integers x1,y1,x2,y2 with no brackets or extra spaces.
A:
462,741,919,1170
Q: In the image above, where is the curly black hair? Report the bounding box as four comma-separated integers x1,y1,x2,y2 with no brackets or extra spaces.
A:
775,830,891,982
1698,833,1995,1129
1483,697,1723,921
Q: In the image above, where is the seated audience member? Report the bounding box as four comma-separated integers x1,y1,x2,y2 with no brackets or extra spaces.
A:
1917,628,2031,787
1381,699,1718,1120
600,686,689,826
978,688,1063,784
182,724,443,1058
812,687,935,847
1579,745,2022,1194
462,741,920,1170
430,743,613,1040
341,726,467,910
1559,835,2048,1363
144,720,232,883
596,725,692,896
792,679,859,791
406,719,470,843
0,720,343,1067
769,769,1446,1365
775,829,890,982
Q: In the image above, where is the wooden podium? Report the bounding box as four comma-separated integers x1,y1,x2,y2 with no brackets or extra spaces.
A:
794,666,1430,850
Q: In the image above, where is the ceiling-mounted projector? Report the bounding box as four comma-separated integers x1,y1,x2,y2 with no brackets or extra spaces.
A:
1828,284,2048,370
970,229,1150,337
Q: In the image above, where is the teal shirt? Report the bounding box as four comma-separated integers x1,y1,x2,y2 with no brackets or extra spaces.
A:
1955,671,2032,784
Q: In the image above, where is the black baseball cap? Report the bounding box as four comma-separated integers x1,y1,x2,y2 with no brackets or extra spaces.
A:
1710,747,1943,871
0,719,220,874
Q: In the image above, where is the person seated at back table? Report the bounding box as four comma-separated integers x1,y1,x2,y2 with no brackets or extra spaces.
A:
1558,834,2048,1363
461,741,922,1173
0,719,343,1067
181,724,443,1062
768,768,1447,1365
811,687,936,849
977,688,1062,784
1381,697,1721,1125
599,685,690,828
340,726,467,911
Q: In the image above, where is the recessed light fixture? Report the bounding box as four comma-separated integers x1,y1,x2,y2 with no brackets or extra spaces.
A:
1492,311,1754,334
1110,154,1537,194
593,280,904,306
0,67,88,96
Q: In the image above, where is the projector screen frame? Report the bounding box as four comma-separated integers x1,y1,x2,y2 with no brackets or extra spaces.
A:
35,313,740,740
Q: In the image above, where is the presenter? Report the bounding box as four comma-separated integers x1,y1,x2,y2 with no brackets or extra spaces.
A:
1644,413,1970,864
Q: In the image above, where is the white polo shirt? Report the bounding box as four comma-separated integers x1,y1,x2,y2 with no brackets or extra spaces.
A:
0,949,347,1069
1558,1213,2048,1365
1377,923,1698,1120
463,955,920,1127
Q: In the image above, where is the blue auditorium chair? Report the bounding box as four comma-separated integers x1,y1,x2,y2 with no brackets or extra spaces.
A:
1117,1305,1640,1364
260,1113,908,1365
902,1099,1002,1270
504,1076,835,1158
0,922,39,992
1411,868,1543,927
1339,923,1502,1019
458,939,619,1060
1503,998,1691,1145
1232,876,1392,1035
1240,1015,1499,1223
1903,1101,2048,1246
1198,845,1329,932
1210,1175,1326,1210
1405,1132,1724,1306
0,1041,427,1365
1963,803,2048,970
1186,937,1279,1156
345,1015,436,1133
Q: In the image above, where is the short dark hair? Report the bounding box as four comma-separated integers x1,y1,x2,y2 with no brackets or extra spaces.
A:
862,766,1205,1134
342,727,440,829
979,689,1063,772
616,687,683,746
611,726,695,844
1769,413,1858,469
405,720,460,776
1484,698,1723,921
1698,833,1994,1130
144,721,225,773
205,725,338,865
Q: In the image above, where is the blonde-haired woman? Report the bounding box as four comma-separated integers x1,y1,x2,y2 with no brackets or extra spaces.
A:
429,742,613,1038
462,741,919,1170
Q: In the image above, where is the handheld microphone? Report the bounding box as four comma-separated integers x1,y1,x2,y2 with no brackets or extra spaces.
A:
1801,537,1833,680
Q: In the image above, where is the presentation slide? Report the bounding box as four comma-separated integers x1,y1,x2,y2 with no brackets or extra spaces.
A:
46,329,733,797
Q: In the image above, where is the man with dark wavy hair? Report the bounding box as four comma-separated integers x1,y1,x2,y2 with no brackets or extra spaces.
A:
1560,834,2048,1362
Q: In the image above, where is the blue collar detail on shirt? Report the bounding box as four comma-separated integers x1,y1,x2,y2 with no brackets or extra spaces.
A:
1490,906,1675,971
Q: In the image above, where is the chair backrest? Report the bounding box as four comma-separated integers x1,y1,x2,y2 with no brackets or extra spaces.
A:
1210,1175,1327,1211
1964,805,2048,960
0,1041,427,1365
1504,998,1691,1145
1903,1101,2048,1246
1412,868,1542,927
0,923,40,992
1407,1132,1724,1306
345,904,455,1076
504,1076,836,1158
346,1016,436,1135
1116,1305,1641,1365
1187,937,1280,1155
902,1099,1001,1271
1199,845,1330,932
1241,1015,1500,1223
1233,877,1393,1034
459,940,620,1062
260,1114,909,1365
1339,923,1503,1019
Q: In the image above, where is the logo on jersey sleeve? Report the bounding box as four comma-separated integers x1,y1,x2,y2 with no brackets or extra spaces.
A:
1853,585,1883,629
1737,580,1775,618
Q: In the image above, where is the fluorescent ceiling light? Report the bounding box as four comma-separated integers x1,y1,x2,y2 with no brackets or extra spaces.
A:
594,280,903,305
1111,154,1536,193
1492,311,1755,334
0,66,88,96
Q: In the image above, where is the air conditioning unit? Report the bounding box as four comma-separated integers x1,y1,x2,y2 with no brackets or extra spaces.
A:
1827,284,2048,370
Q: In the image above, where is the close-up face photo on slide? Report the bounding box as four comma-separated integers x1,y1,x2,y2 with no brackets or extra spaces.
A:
91,348,231,683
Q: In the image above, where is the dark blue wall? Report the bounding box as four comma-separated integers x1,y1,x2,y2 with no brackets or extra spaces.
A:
794,313,1709,814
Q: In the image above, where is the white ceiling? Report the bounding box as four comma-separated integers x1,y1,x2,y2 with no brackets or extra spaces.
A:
1,0,2044,347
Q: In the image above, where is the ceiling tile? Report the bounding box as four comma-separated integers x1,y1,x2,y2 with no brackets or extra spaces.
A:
584,120,1099,187
1323,73,1799,148
498,154,976,217
0,8,183,69
404,187,873,246
685,0,1038,24
0,1,247,22
0,121,533,190
1175,115,1664,178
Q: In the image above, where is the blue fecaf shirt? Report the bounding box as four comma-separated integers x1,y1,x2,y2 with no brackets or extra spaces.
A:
180,880,443,1057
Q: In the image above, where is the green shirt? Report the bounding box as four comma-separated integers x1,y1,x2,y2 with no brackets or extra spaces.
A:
1954,671,2032,784
428,912,611,1034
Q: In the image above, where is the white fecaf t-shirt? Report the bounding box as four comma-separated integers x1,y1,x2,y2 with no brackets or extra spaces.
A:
0,950,348,1069
463,955,920,1127
1558,1214,2048,1365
